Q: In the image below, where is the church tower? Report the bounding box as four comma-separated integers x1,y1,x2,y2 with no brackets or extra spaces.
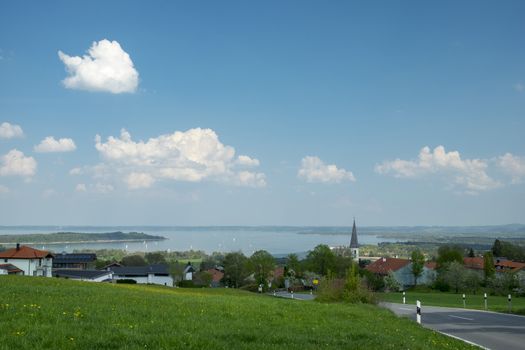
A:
350,218,359,261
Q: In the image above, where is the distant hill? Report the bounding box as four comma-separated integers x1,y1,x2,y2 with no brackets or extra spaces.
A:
0,231,165,245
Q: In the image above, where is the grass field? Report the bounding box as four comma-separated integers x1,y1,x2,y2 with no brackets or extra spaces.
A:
0,276,477,350
379,291,525,314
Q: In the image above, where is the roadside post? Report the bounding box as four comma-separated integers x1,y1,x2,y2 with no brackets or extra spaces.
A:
484,293,487,310
416,300,421,324
291,290,294,299
273,290,276,296
508,294,512,312
462,294,466,308
403,291,406,304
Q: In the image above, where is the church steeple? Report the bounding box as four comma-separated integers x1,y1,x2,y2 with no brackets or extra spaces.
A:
350,218,359,261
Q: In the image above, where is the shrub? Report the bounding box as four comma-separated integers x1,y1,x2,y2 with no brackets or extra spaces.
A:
116,279,137,284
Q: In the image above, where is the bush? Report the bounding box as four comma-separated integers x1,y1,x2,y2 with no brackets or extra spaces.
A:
178,280,200,288
316,265,376,304
116,279,137,284
239,283,260,292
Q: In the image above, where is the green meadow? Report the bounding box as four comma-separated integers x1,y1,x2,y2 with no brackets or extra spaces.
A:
0,276,476,350
379,291,525,314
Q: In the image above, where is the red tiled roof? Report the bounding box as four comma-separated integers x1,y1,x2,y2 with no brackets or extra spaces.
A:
495,260,525,271
463,257,484,270
365,258,411,275
206,269,224,283
424,262,437,270
0,246,53,259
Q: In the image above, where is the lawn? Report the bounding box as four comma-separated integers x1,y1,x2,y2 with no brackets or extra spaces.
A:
0,276,477,350
378,290,525,314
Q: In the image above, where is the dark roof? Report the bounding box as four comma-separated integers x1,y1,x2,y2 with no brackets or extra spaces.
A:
110,264,169,276
350,219,359,248
53,269,112,279
0,264,23,273
53,253,97,264
0,245,54,259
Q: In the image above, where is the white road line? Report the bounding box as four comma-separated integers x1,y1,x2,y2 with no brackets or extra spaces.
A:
448,315,474,321
399,307,413,311
440,332,490,350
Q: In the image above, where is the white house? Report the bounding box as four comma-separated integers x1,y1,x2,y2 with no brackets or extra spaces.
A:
365,257,436,289
183,262,195,281
110,264,173,287
0,244,53,277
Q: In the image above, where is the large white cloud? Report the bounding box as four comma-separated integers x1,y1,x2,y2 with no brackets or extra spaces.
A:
0,149,37,177
498,153,525,184
375,145,501,192
34,136,76,153
58,39,139,94
0,122,23,139
298,156,356,183
94,128,266,189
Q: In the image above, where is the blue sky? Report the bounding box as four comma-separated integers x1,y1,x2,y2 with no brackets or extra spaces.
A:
0,1,524,226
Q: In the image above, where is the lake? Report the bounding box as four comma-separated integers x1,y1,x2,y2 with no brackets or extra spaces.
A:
0,226,397,255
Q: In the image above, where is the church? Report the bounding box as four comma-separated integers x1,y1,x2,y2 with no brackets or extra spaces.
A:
350,219,359,261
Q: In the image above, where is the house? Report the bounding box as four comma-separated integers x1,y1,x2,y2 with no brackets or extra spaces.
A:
110,264,173,286
183,262,195,281
463,256,525,276
53,253,97,269
205,268,224,288
53,269,113,282
365,257,436,288
0,244,53,277
0,263,24,275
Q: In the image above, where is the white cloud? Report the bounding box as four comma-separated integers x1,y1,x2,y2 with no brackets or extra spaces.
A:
94,128,266,188
514,82,524,92
94,183,114,194
298,156,356,184
498,153,525,184
69,167,83,175
75,183,87,192
35,136,76,153
0,122,23,139
125,172,155,190
58,39,139,94
375,146,501,192
236,155,260,167
0,185,9,194
0,149,37,177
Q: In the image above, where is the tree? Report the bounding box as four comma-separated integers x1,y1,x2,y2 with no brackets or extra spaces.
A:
468,248,475,257
222,252,249,288
145,252,167,265
121,255,147,266
492,239,503,257
169,262,185,282
248,250,275,289
306,244,336,276
286,253,301,276
483,251,495,280
411,249,425,286
436,245,464,270
384,271,401,292
443,261,467,293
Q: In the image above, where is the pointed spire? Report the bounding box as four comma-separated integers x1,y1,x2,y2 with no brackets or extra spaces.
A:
350,218,358,248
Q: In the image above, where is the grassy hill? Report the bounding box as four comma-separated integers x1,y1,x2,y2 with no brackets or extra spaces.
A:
0,277,476,350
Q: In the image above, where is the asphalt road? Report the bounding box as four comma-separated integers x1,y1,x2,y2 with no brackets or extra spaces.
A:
382,302,525,350
270,290,316,301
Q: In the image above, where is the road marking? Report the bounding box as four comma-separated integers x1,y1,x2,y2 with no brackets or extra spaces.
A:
448,315,474,321
399,307,413,311
440,332,490,350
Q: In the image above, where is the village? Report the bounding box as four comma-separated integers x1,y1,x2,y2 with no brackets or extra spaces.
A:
2,222,524,299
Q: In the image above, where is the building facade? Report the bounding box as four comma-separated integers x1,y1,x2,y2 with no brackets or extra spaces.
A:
0,244,53,277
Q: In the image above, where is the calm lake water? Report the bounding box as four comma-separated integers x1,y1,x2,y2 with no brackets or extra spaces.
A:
0,226,396,255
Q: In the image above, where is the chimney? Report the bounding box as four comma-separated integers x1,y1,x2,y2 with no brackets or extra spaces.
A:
382,257,386,263
16,243,20,251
